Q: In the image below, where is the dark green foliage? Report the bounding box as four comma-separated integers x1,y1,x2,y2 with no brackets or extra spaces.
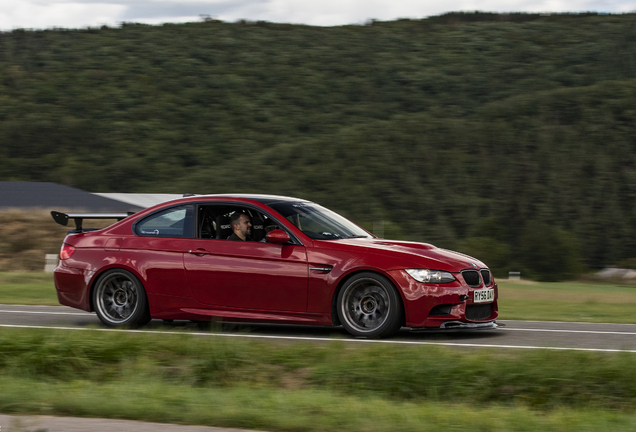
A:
455,236,512,277
616,258,636,269
2,13,636,276
457,220,584,280
517,221,584,281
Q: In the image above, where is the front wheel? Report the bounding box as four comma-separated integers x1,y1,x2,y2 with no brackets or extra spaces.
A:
337,272,403,338
93,269,150,327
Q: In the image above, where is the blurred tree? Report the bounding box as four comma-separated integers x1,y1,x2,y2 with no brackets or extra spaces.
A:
518,221,584,281
1,13,636,277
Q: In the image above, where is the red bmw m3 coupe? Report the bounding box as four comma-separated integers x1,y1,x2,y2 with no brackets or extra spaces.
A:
52,194,498,338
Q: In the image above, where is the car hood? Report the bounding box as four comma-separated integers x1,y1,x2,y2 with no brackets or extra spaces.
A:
323,238,487,272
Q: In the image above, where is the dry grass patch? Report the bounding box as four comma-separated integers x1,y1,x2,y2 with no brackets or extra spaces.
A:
0,210,111,271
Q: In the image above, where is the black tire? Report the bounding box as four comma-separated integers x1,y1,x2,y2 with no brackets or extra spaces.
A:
336,272,403,338
92,269,151,328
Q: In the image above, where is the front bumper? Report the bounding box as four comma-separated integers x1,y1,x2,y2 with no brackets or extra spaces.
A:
387,269,499,328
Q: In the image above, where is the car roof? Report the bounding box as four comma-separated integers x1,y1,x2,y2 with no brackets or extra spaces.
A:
183,194,311,206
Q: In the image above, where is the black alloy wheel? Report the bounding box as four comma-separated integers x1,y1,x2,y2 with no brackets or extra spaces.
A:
93,269,151,327
337,272,403,338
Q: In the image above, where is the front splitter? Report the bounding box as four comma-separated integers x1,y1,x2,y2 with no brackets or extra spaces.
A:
409,320,502,333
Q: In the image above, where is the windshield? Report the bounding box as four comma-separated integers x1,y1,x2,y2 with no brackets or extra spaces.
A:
269,202,372,240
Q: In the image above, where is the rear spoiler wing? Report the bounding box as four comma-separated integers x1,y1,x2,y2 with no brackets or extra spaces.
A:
51,211,134,233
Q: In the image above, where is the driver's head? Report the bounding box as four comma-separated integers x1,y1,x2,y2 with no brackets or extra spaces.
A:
231,212,252,240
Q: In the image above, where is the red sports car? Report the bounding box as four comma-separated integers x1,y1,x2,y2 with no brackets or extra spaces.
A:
52,194,498,338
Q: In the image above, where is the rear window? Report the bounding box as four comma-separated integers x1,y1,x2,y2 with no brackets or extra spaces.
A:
135,205,194,238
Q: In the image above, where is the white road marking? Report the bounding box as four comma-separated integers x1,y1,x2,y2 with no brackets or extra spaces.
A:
0,309,92,316
0,304,61,308
502,327,636,336
503,319,636,326
1,324,636,353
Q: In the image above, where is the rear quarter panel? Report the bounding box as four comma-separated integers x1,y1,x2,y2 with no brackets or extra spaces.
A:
56,232,193,314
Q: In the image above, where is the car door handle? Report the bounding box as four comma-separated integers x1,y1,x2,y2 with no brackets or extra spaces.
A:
188,249,210,256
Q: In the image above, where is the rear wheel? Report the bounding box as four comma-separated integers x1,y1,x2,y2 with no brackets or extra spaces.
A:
93,269,150,327
337,272,402,338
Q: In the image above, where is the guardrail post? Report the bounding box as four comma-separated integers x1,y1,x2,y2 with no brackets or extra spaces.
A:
44,254,59,273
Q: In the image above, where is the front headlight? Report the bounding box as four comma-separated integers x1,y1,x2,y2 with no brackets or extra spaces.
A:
405,269,456,284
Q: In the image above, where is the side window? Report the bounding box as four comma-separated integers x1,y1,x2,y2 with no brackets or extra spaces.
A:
135,205,194,238
196,204,282,242
202,206,264,241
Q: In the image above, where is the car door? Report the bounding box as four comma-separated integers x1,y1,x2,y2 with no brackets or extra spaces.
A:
183,206,309,312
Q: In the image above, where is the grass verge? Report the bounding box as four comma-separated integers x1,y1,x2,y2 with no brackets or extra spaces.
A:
3,376,636,432
2,328,636,430
0,272,58,305
498,280,636,323
2,328,636,409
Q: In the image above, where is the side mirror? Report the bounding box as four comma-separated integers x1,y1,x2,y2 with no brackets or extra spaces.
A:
266,229,290,245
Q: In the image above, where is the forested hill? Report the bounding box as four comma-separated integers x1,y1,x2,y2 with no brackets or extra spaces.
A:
2,12,636,279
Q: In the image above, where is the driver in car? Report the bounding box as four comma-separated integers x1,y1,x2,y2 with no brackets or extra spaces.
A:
228,212,253,241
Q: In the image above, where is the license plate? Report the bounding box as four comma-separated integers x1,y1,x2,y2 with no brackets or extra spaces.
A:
473,288,494,303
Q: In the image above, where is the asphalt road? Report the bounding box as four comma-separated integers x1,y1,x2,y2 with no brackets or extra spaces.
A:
0,414,261,432
2,304,636,352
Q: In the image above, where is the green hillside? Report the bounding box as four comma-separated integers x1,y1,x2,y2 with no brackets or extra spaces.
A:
2,12,636,279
